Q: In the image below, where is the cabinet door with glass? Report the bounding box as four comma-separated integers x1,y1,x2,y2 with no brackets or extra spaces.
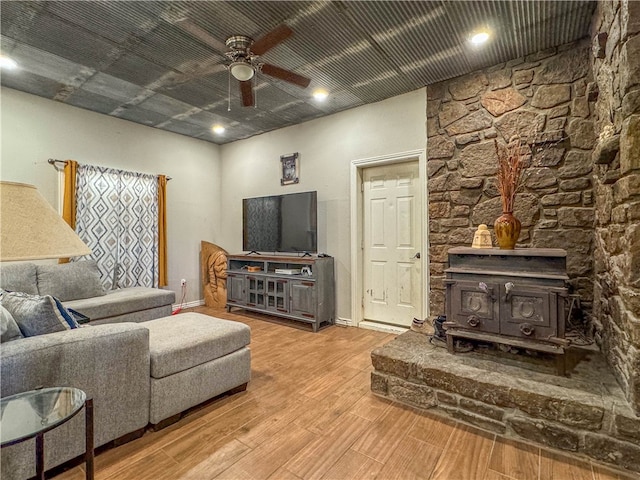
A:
266,279,289,314
246,275,266,308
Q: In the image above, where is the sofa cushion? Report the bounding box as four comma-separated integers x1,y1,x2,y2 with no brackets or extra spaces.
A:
0,263,39,295
37,260,106,302
64,287,175,321
0,290,78,337
0,304,24,342
144,313,251,379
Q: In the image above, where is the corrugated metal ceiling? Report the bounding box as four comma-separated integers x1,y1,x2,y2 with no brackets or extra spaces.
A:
0,1,596,144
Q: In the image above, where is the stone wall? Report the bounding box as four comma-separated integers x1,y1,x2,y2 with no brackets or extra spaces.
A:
590,0,640,415
426,40,596,333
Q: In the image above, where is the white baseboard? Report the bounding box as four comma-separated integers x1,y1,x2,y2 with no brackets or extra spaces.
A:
358,320,408,335
335,317,355,327
172,299,204,312
334,317,408,334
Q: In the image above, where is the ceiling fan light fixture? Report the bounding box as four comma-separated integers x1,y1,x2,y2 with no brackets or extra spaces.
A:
230,61,255,81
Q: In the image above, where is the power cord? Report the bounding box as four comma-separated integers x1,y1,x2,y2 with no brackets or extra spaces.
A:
172,282,187,315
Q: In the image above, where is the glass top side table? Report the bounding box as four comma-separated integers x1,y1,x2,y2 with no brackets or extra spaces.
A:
1,387,94,480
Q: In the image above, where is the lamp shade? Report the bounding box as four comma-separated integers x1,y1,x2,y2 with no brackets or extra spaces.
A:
0,181,91,261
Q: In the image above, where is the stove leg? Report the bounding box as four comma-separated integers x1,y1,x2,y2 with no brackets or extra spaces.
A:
446,333,455,353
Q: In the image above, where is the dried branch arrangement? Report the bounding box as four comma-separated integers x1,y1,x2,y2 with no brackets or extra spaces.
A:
494,136,527,213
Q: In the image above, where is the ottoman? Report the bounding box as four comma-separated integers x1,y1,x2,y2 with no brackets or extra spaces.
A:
143,313,251,428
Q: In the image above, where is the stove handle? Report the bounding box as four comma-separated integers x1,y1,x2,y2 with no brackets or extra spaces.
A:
504,282,515,302
520,323,535,336
478,282,497,302
467,315,480,327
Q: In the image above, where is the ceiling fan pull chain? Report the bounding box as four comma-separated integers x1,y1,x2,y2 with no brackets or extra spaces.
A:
227,67,231,112
254,72,258,109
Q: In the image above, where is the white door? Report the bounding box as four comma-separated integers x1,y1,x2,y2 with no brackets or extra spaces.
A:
362,162,421,327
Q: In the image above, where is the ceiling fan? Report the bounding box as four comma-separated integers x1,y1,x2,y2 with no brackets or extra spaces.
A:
176,19,311,107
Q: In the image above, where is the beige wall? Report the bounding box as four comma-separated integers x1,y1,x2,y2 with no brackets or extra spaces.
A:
219,88,427,320
0,87,426,315
0,87,222,301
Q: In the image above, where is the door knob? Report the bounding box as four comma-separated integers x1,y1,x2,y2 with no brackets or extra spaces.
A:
412,252,421,259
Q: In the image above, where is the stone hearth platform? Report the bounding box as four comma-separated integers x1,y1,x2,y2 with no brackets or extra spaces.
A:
371,331,640,473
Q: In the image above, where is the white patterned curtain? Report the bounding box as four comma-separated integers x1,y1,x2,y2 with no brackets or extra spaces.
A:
74,164,159,289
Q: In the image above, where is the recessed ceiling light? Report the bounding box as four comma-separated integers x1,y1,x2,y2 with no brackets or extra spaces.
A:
0,56,18,70
212,125,225,134
313,89,329,101
470,30,491,46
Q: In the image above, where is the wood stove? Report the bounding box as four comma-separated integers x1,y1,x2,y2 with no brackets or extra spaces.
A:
444,247,570,374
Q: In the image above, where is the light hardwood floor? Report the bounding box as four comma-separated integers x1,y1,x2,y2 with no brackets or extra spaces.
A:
55,307,635,480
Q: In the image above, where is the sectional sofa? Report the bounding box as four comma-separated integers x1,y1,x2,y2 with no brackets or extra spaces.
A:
0,261,251,480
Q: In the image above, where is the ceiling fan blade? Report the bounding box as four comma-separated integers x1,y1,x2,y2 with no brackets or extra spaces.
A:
261,63,311,88
251,24,294,56
175,18,228,55
240,80,254,107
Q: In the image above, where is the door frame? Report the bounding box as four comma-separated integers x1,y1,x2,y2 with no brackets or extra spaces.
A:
350,149,428,333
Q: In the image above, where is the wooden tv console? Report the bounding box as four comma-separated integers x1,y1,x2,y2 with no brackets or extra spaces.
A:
226,254,335,332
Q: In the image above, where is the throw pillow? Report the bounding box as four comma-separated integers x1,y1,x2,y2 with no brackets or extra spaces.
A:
0,304,24,342
37,260,106,302
0,290,79,337
0,263,39,295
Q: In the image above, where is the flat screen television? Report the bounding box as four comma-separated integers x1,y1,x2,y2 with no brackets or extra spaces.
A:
243,191,317,254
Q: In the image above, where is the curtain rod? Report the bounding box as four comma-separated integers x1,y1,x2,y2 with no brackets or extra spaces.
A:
47,159,172,180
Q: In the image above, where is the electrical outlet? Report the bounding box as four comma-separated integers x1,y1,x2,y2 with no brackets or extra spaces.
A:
181,279,186,287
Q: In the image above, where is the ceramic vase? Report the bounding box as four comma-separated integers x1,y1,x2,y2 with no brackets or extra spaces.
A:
494,212,521,249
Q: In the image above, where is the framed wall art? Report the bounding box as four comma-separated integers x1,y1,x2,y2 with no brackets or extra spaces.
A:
280,152,299,185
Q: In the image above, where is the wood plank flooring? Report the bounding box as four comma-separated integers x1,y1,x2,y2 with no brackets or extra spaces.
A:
54,307,636,480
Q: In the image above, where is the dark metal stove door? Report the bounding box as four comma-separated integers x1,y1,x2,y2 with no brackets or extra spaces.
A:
500,284,556,339
445,280,499,333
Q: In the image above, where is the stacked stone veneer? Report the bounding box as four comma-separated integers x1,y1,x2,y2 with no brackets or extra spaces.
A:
427,39,597,329
590,0,640,415
372,332,640,473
